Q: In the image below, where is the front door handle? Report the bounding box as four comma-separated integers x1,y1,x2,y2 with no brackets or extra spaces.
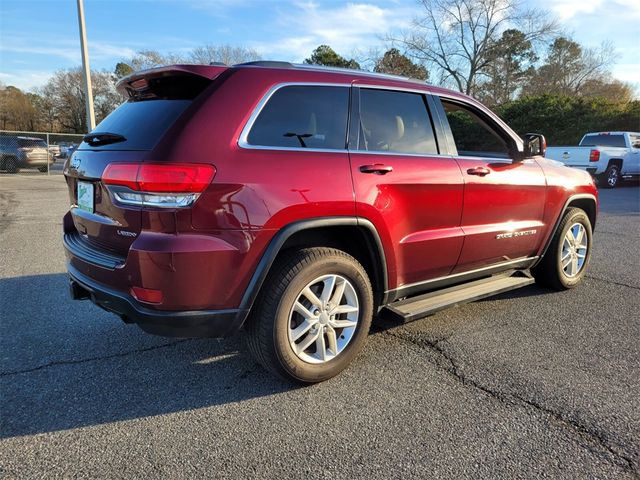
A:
359,164,393,175
466,167,491,176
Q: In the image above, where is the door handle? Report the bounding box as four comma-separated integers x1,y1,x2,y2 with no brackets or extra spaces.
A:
466,167,490,176
359,164,393,175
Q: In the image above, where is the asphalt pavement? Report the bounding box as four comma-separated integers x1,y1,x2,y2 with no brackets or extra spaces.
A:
0,172,638,478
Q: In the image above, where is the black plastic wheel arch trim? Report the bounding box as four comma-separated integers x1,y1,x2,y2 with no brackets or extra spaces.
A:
531,193,597,268
231,216,388,331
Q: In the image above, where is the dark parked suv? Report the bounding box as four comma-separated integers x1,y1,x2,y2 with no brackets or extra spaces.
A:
1,135,53,173
63,62,598,382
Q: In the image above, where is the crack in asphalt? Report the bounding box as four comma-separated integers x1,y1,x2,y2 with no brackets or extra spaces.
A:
0,339,193,377
383,328,638,476
586,275,640,291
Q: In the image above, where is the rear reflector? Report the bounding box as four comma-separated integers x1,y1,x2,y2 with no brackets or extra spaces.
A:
589,149,600,162
130,286,163,304
103,163,216,193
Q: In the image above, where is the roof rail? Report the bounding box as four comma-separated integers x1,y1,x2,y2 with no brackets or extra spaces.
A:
235,61,294,68
208,61,227,66
232,60,429,85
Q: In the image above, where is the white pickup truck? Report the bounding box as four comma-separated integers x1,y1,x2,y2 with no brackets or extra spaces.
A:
546,131,640,188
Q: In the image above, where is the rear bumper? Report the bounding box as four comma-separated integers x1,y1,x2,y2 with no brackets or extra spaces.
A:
68,264,249,338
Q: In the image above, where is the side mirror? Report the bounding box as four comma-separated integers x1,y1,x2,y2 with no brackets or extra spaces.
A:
524,133,546,158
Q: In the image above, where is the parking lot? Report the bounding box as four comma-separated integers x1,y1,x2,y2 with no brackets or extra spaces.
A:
0,171,638,478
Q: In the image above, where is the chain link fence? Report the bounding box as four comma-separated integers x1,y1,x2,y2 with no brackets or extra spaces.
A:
0,130,84,175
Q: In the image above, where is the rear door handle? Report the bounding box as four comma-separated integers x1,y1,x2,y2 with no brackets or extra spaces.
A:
466,167,490,176
359,164,393,175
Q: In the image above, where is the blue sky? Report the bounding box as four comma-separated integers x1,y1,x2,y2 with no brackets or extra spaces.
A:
0,0,638,91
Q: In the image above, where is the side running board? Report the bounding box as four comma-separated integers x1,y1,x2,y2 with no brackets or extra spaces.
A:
380,271,534,323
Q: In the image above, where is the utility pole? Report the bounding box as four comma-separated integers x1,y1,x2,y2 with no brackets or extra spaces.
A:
76,0,95,132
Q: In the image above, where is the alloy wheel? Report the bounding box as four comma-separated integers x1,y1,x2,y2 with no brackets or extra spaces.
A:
287,274,359,364
561,223,589,277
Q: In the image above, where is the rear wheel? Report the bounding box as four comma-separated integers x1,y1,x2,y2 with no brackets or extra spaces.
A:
38,166,48,173
4,157,18,174
532,208,592,290
245,247,373,383
600,163,620,188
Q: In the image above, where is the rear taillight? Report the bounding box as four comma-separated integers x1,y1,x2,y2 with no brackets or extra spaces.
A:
589,149,600,162
102,163,215,208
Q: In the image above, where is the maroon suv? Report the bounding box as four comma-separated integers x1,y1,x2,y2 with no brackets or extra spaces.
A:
63,62,597,382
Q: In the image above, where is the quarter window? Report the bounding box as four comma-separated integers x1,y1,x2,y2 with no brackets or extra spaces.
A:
246,85,349,150
441,100,510,158
358,89,438,155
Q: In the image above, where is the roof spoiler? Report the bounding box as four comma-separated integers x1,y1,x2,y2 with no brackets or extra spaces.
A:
116,64,229,99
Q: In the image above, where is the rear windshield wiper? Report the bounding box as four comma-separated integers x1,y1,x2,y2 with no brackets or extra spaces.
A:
83,132,127,146
284,132,313,148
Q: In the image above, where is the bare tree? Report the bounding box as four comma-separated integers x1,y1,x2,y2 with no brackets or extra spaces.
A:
128,50,186,71
189,44,261,65
38,69,122,133
0,85,38,131
394,0,557,95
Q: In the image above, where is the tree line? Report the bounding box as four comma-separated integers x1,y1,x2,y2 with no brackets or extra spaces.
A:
1,0,637,144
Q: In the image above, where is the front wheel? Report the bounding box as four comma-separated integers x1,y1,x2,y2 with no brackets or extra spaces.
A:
532,207,593,290
245,247,373,383
38,166,48,173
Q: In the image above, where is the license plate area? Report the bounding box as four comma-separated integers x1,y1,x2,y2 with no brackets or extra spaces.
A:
77,181,94,213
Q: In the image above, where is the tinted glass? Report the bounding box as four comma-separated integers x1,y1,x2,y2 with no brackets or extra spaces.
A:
247,86,349,150
580,134,626,148
18,138,47,148
79,99,190,151
442,101,509,158
630,134,640,147
358,89,437,155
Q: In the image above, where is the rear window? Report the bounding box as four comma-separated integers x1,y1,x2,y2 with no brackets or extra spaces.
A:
579,134,626,148
18,138,47,148
246,85,349,150
79,99,191,151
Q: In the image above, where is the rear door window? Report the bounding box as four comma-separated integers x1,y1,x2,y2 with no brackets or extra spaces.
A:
246,85,349,150
358,89,438,155
579,134,626,148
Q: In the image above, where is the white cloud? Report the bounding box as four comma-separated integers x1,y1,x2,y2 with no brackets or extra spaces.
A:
547,0,603,20
256,1,416,61
0,70,54,90
611,63,640,85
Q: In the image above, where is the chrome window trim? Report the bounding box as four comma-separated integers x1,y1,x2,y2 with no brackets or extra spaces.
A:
237,82,352,152
350,150,453,160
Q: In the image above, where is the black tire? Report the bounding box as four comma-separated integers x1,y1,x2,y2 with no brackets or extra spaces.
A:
532,207,593,290
600,163,620,188
4,157,18,174
245,247,373,383
38,166,48,173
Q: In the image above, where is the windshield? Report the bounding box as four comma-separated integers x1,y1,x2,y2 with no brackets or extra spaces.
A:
579,134,626,148
78,99,191,151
